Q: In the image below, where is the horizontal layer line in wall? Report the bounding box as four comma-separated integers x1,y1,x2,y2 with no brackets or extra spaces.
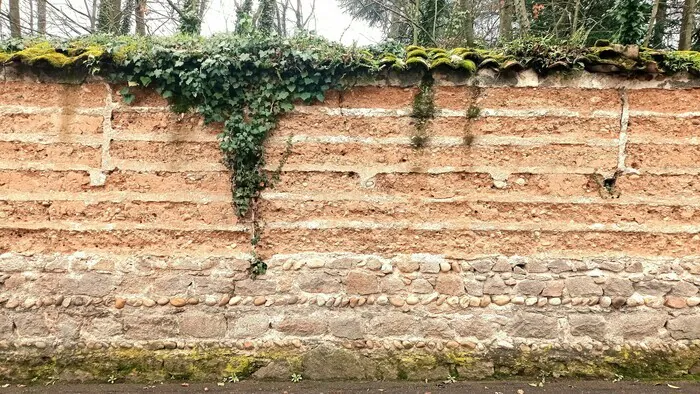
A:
1,219,700,235
629,110,700,118
0,133,103,146
31,162,628,175
0,160,99,172
264,220,700,234
264,164,700,177
1,105,696,119
265,135,619,147
0,133,626,147
0,221,248,232
627,137,700,145
1,199,699,229
5,190,700,208
0,191,232,203
294,106,621,119
107,160,224,172
0,106,104,116
261,192,700,207
2,250,698,267
2,293,697,311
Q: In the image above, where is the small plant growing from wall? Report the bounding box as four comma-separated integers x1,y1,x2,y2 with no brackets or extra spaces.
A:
463,89,482,146
410,74,435,149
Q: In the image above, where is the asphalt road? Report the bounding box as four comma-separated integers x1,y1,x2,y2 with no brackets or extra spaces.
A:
1,380,698,394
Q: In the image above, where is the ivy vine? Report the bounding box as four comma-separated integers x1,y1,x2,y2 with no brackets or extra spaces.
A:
107,31,374,274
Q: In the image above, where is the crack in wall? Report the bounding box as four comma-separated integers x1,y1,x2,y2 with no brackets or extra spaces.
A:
617,88,630,173
591,88,630,199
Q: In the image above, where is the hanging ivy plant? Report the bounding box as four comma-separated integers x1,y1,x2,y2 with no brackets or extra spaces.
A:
108,32,376,274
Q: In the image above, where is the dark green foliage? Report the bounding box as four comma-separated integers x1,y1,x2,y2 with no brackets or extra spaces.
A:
179,0,202,35
611,0,649,45
257,0,276,35
418,0,448,46
526,0,617,45
121,0,135,35
97,0,121,34
467,105,480,119
106,34,374,218
103,33,373,273
651,0,668,48
235,0,254,34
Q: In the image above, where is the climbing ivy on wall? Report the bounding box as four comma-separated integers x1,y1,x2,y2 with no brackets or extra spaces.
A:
110,32,375,274
110,34,373,219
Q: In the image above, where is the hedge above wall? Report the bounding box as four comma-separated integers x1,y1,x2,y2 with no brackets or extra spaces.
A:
1,35,700,76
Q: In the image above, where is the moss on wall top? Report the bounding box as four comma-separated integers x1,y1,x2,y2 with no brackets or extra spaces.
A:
0,35,699,77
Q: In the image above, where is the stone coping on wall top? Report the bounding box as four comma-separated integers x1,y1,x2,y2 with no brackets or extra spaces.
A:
3,65,700,91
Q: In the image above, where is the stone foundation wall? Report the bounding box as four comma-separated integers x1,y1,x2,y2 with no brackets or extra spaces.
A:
0,71,699,382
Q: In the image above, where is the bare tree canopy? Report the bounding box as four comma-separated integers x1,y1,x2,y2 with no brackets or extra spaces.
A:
0,0,696,50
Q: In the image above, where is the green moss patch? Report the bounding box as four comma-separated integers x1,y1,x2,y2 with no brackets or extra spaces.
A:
0,346,698,383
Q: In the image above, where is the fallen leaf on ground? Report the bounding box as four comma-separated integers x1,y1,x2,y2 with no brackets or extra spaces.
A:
667,384,680,389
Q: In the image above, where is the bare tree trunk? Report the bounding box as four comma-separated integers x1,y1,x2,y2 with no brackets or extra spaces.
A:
121,0,135,33
457,0,474,46
198,0,207,19
679,0,696,50
28,0,34,33
499,0,513,41
412,0,420,45
643,0,661,47
91,0,98,30
98,0,123,33
651,0,667,47
274,0,283,35
294,0,302,29
571,0,581,35
113,0,123,31
9,0,21,37
37,0,46,34
514,0,529,35
388,11,401,39
135,0,146,35
179,0,202,34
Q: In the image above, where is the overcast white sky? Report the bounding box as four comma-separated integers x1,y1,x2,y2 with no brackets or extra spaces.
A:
201,0,384,45
0,0,385,44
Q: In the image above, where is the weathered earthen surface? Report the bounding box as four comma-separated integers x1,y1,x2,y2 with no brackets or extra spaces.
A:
0,76,699,382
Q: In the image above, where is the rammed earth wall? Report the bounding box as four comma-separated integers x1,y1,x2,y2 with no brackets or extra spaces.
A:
0,68,699,381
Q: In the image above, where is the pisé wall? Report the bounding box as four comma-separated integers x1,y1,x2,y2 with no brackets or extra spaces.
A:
0,68,699,381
